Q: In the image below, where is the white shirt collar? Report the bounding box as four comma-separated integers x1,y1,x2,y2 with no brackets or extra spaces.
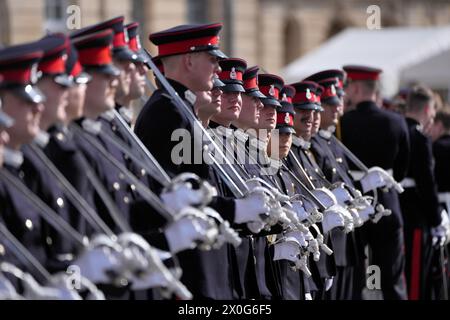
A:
33,130,50,148
292,135,311,150
3,148,24,168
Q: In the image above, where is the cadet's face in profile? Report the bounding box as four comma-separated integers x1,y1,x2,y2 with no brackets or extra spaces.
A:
312,110,321,135
258,105,277,130
294,109,314,140
128,62,147,100
85,72,118,116
37,77,68,130
114,59,133,99
188,52,221,91
321,103,339,129
219,91,242,122
66,83,87,123
239,95,263,129
2,92,44,145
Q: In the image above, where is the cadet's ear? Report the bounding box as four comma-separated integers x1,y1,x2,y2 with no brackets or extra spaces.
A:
183,53,195,72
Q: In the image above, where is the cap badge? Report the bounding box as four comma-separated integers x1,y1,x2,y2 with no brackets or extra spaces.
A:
306,88,312,100
30,63,41,84
230,67,237,80
269,84,276,97
284,113,290,124
331,85,336,95
281,93,288,102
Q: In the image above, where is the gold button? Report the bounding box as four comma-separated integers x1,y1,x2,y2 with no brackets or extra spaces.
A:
0,244,5,255
112,125,117,132
332,168,337,174
123,196,130,204
46,236,53,245
140,169,146,177
56,133,65,141
118,173,125,180
336,157,343,163
130,184,136,191
56,197,64,208
113,182,120,191
25,219,33,230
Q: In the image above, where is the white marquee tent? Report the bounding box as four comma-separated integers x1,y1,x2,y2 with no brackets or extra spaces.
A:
281,26,450,98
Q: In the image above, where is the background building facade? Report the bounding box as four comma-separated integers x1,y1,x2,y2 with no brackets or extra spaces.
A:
2,0,450,74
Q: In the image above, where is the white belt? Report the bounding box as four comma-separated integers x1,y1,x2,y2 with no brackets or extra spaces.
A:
400,178,416,188
349,168,393,181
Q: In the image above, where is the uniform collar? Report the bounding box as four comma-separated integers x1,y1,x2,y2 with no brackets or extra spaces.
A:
166,78,197,106
405,117,423,132
318,126,335,140
118,106,133,124
99,109,115,122
33,130,50,148
292,135,311,150
3,147,24,168
81,118,102,134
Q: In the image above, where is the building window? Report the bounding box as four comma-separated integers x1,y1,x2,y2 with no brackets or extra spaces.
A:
44,0,69,33
187,0,208,24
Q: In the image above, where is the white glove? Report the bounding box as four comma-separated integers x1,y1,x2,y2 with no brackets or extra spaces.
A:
322,205,346,234
165,213,215,253
273,237,301,263
440,209,450,245
360,167,396,193
325,277,334,291
234,191,270,224
161,183,205,213
0,273,22,300
22,273,82,300
311,187,338,209
431,224,447,247
285,230,308,247
349,208,364,227
73,235,123,285
290,200,310,222
331,184,353,206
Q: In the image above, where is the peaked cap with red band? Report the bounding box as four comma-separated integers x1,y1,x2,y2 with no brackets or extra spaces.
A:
35,33,73,87
218,58,246,93
304,69,345,97
149,23,227,59
317,77,341,106
65,42,92,85
0,41,46,104
71,16,137,62
343,65,382,82
276,85,296,134
125,22,148,64
290,81,322,111
242,66,266,99
72,29,121,77
258,73,284,108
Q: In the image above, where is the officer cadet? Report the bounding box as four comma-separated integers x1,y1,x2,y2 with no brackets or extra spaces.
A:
287,80,338,300
400,85,443,300
134,23,272,299
266,85,308,300
306,76,361,300
195,76,224,127
0,42,63,271
210,58,246,129
120,22,149,124
431,108,450,212
304,69,346,140
341,65,410,300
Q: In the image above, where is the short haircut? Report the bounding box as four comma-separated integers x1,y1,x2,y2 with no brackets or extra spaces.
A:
406,84,434,112
435,107,450,130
